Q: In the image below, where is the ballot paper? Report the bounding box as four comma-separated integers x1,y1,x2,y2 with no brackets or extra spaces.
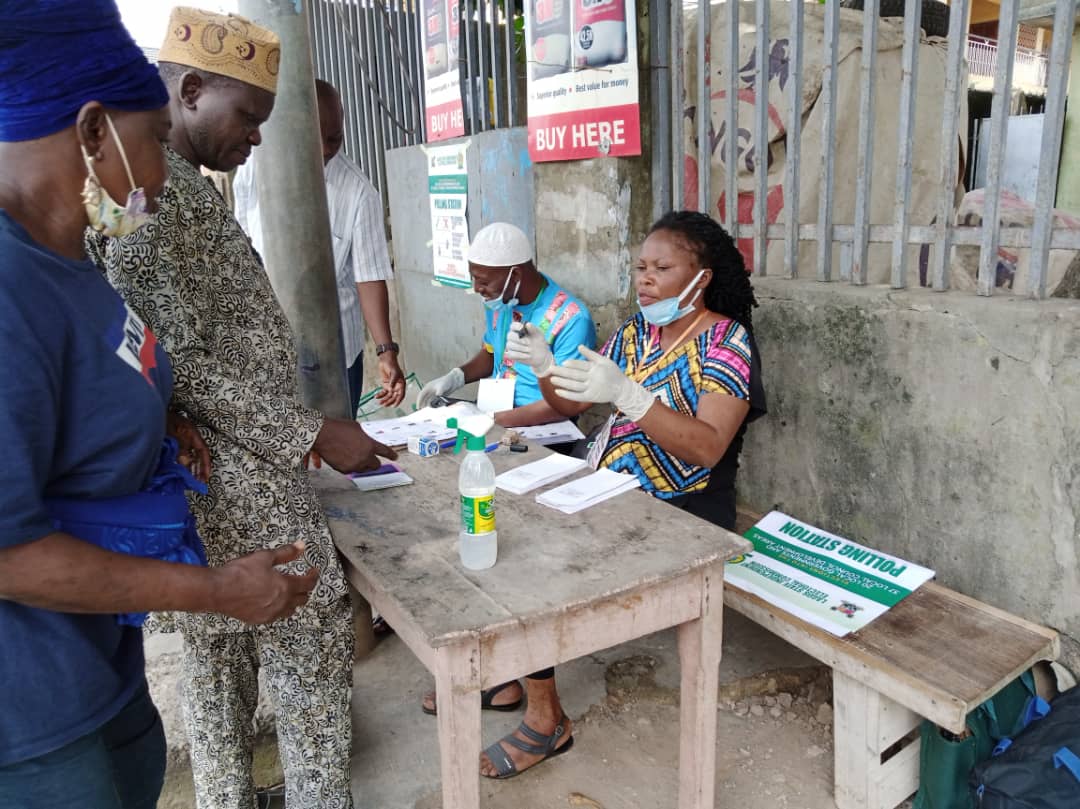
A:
495,454,587,495
347,464,414,492
476,377,516,415
513,420,586,446
361,401,484,447
536,468,641,514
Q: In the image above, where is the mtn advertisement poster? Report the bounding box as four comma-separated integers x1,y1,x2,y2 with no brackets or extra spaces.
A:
524,0,641,162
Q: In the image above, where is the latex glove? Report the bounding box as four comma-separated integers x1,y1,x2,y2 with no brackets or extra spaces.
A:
417,367,466,409
504,323,554,377
550,346,657,422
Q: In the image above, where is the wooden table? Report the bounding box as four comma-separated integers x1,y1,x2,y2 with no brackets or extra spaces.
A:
314,443,750,809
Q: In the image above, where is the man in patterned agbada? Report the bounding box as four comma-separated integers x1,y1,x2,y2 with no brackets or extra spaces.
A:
87,7,393,809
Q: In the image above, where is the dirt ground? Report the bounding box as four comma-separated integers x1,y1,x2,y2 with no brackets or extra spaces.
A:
146,610,893,809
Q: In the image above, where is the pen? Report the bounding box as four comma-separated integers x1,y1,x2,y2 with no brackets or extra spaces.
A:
484,442,501,453
439,438,457,449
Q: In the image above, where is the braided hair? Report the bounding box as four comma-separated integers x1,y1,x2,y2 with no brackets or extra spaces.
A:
648,211,758,330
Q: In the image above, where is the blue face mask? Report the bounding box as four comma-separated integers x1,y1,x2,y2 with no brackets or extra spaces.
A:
638,269,705,326
482,269,520,312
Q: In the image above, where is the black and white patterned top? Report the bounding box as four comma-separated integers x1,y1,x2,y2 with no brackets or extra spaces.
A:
88,147,348,634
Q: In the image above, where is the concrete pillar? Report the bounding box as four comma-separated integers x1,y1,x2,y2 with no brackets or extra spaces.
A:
237,0,350,421
1055,25,1080,215
238,0,375,656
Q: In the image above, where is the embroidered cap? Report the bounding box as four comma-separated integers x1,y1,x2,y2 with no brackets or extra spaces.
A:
467,222,532,268
158,7,281,95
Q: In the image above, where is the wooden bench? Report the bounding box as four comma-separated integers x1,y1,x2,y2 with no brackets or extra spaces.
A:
730,507,1060,809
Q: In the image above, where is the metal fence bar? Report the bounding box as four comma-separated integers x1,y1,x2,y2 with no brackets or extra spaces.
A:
477,0,489,130
782,0,803,278
1028,0,1077,299
724,0,738,234
463,0,478,133
815,0,840,281
414,2,427,138
371,3,394,154
670,0,684,210
342,2,364,163
651,0,672,224
752,0,769,274
850,0,878,285
504,3,516,128
889,0,923,289
697,0,712,213
488,1,501,127
360,1,389,193
977,0,1021,296
929,0,970,291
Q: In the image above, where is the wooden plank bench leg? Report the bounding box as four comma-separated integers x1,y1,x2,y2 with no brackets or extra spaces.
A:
677,570,724,809
833,670,922,809
434,640,482,809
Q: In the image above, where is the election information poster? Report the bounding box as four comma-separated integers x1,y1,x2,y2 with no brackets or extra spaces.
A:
421,0,465,140
427,143,471,288
524,0,641,162
725,511,935,637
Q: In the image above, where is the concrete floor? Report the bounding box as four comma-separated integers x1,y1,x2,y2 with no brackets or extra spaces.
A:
149,609,870,809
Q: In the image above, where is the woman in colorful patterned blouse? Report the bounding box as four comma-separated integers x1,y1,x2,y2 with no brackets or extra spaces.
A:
509,210,766,530
482,212,767,781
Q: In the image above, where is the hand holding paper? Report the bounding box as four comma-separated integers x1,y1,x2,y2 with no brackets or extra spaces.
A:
550,346,657,421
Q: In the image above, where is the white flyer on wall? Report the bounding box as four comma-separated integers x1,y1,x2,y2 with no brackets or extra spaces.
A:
427,142,471,288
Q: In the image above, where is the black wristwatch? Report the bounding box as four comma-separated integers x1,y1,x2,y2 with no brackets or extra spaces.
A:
375,341,400,356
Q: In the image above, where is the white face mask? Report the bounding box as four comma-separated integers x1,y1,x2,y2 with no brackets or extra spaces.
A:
81,115,151,238
638,269,705,326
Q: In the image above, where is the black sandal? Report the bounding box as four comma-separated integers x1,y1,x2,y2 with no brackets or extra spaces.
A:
482,714,574,780
420,680,524,716
372,615,394,637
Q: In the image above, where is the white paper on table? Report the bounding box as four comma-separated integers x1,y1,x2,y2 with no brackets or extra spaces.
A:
536,468,641,514
513,419,586,446
476,377,516,414
349,470,414,491
361,401,483,447
495,454,587,495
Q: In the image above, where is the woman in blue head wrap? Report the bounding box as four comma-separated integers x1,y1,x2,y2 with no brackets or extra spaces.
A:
0,3,320,807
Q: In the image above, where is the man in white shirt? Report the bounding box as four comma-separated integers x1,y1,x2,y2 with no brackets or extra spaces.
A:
234,79,405,416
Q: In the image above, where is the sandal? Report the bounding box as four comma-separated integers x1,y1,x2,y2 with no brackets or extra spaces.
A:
372,615,394,637
421,680,523,716
255,783,285,809
482,714,574,780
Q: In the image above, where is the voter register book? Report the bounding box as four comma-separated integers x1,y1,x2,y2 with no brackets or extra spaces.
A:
725,511,935,637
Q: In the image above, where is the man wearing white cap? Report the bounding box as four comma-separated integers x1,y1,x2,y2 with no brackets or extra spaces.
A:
87,8,395,809
418,222,596,427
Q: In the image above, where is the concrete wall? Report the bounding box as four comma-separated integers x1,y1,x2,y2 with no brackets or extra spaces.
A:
739,277,1080,643
385,130,653,388
385,128,536,387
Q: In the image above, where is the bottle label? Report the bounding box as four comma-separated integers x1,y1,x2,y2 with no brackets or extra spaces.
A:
461,494,495,534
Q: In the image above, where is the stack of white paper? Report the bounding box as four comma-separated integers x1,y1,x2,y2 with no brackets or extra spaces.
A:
361,401,483,447
348,467,414,492
495,454,587,495
514,420,586,446
535,468,641,514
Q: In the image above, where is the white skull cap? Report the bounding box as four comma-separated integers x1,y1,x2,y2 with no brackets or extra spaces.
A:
467,222,532,268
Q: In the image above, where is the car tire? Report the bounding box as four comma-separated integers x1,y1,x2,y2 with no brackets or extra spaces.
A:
838,0,952,39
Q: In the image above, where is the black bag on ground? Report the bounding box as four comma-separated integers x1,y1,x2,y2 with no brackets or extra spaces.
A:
971,684,1080,808
914,671,1037,809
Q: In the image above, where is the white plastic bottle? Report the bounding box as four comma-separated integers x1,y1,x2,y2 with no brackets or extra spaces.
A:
453,420,497,570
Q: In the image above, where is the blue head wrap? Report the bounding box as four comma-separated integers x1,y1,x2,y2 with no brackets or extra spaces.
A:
0,0,169,142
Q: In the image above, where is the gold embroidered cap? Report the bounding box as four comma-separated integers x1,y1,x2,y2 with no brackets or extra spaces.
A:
158,7,281,95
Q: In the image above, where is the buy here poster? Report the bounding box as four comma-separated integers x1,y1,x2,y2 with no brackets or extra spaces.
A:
525,0,641,161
